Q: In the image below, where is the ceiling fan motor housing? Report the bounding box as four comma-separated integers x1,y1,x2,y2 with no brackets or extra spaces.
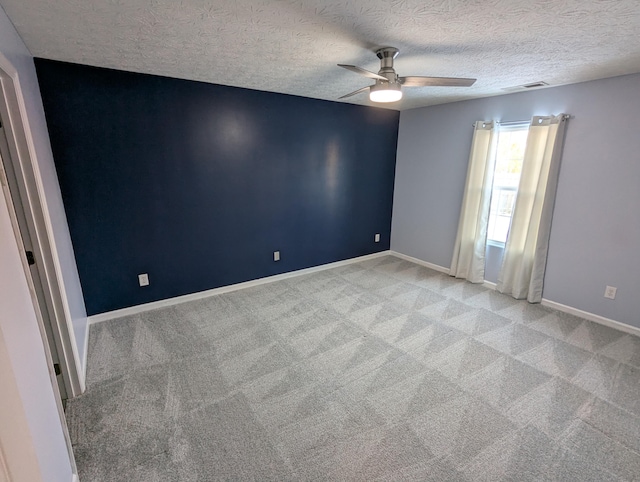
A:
376,47,400,82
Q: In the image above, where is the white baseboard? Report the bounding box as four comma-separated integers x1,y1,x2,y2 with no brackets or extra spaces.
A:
88,251,392,324
484,280,640,337
471,275,640,338
483,281,640,336
478,278,639,338
388,251,450,274
88,249,640,340
82,318,89,381
388,250,640,338
541,299,640,338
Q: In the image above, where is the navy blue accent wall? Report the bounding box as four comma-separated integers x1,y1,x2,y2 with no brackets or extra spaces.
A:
35,59,399,315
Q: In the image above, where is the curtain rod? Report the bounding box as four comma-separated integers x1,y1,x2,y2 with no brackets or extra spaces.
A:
501,114,571,124
473,114,571,127
498,120,530,126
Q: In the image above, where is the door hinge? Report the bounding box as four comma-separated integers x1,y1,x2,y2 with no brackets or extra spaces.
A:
25,250,35,265
54,363,61,376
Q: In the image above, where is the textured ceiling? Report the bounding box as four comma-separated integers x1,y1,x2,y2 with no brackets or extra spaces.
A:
2,0,640,110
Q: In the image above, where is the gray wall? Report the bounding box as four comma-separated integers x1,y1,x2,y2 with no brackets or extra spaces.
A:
392,73,640,329
0,6,88,368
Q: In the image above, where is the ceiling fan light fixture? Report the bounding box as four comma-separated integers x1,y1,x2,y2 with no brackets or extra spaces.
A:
369,82,402,103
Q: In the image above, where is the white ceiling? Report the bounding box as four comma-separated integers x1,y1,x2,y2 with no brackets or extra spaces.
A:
2,0,640,110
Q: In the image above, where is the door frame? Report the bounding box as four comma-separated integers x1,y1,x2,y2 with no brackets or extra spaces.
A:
0,124,68,400
0,52,84,396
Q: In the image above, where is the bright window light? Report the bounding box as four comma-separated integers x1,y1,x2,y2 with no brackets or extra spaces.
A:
487,124,529,245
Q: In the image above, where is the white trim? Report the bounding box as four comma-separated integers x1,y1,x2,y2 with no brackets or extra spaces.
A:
460,273,640,338
89,251,392,324
484,280,639,337
388,250,450,274
82,322,89,379
87,247,640,340
541,299,640,338
483,280,497,290
386,251,640,338
486,239,505,249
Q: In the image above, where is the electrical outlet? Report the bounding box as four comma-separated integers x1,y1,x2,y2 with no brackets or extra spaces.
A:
604,285,617,299
138,273,149,287
273,251,280,262
374,233,380,242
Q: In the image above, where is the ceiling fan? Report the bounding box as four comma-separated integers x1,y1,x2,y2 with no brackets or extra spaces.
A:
338,47,476,103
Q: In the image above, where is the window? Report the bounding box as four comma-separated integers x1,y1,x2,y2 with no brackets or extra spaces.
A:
486,124,529,245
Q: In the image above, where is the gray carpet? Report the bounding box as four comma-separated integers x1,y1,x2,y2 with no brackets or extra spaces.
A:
67,255,640,481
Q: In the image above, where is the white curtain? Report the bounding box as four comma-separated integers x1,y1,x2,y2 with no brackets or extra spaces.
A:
450,121,497,283
497,114,568,302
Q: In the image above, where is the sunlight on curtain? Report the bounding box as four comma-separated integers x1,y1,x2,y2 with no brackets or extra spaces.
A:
450,121,497,283
497,114,568,302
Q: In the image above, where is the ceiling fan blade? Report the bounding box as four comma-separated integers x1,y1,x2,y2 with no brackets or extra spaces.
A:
338,86,370,99
399,76,476,87
338,64,387,81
